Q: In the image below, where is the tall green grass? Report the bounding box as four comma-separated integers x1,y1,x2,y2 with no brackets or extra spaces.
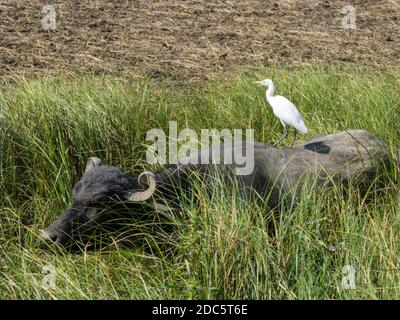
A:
0,65,399,299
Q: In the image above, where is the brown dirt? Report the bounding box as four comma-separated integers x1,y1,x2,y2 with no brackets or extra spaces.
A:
0,0,399,80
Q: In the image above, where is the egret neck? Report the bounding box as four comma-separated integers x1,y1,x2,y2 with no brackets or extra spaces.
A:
265,80,275,98
265,80,275,106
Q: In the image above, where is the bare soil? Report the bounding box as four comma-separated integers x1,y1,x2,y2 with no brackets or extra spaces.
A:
0,0,399,80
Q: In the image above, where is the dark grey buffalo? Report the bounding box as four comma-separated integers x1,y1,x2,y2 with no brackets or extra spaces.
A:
41,130,397,248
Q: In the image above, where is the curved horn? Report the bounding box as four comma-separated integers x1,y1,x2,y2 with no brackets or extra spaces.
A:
128,171,156,202
85,157,103,173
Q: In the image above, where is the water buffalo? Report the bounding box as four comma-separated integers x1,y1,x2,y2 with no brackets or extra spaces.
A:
41,130,396,248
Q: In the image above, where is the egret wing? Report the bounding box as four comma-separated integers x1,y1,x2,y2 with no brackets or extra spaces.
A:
269,95,307,134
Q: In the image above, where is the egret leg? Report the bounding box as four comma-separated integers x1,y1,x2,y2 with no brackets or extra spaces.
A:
273,123,288,147
290,130,297,147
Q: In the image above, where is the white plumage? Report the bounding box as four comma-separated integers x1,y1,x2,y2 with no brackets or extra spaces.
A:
268,95,308,134
254,78,307,146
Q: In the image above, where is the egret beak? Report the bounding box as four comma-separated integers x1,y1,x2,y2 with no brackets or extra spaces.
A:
252,81,263,85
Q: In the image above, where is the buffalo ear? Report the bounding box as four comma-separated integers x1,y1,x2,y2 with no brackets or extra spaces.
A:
85,157,103,173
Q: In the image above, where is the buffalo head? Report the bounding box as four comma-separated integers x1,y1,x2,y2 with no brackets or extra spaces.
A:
41,157,156,248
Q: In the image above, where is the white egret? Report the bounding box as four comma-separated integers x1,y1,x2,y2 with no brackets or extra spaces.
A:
253,79,307,146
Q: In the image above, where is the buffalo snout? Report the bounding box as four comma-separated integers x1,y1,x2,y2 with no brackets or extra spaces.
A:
40,204,103,248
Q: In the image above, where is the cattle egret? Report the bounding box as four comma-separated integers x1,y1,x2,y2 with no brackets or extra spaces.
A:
253,79,307,146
